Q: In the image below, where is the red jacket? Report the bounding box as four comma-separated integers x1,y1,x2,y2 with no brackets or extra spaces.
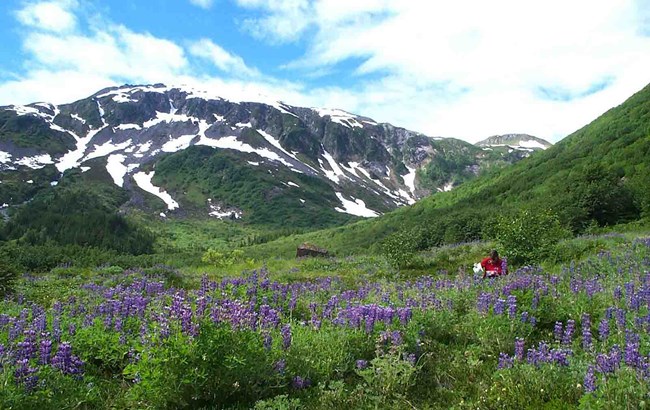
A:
481,257,504,276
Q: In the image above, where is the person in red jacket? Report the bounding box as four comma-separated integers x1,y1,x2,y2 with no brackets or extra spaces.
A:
481,250,507,278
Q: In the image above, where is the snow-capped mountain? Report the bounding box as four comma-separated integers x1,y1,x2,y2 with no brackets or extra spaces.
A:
0,84,543,224
476,134,552,153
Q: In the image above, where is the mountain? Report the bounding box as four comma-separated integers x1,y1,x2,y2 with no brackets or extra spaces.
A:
0,84,541,230
476,134,552,152
245,82,650,257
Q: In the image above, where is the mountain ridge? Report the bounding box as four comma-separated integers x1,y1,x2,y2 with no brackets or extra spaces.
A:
0,83,550,228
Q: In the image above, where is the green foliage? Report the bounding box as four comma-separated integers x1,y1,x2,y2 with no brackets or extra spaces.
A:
2,185,154,255
201,248,254,268
382,230,418,269
247,82,650,257
355,349,419,408
254,395,303,410
0,110,76,154
491,208,570,266
153,146,359,229
553,163,640,232
124,323,277,408
0,259,18,297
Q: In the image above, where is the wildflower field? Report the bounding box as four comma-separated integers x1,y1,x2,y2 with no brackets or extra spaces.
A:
1,238,649,409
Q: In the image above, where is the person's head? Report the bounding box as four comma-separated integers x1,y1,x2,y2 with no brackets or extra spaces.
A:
490,250,499,261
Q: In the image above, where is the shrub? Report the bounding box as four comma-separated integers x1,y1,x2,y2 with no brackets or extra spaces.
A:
381,230,418,269
0,260,18,297
201,248,254,268
490,208,571,266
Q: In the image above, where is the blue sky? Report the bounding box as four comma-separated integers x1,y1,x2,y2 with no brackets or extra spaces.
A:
1,0,649,143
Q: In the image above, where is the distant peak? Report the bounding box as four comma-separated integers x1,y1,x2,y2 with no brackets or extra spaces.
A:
476,134,552,150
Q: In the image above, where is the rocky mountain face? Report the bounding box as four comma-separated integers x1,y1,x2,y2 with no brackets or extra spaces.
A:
0,84,551,225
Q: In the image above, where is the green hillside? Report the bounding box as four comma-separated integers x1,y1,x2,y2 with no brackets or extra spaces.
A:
246,83,650,258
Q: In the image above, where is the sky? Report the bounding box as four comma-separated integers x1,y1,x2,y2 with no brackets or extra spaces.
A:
1,0,649,143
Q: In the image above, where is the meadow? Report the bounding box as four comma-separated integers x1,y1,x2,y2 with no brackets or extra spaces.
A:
1,233,649,409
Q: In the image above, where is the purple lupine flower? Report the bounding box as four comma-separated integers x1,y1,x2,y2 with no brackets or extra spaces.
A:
498,353,513,369
624,331,640,367
263,332,272,350
39,339,52,365
584,366,597,392
562,320,575,346
582,314,592,350
595,350,620,374
274,359,286,374
615,308,626,330
477,293,491,315
52,342,84,377
551,349,571,366
501,258,508,275
14,358,39,391
356,359,369,370
405,353,417,365
68,323,77,336
520,311,529,323
514,338,525,361
494,298,505,315
292,376,311,389
391,330,403,346
554,321,564,342
281,324,292,350
288,293,297,311
529,316,537,327
598,318,609,341
531,291,540,310
507,295,517,319
16,340,36,361
613,286,622,300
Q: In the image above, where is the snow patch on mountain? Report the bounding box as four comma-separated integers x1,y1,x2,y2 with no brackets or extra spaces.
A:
56,126,106,172
271,102,298,118
316,108,363,129
320,150,347,183
16,154,54,169
162,134,197,153
519,139,548,149
402,166,417,194
334,193,379,217
106,154,129,187
0,152,12,164
257,129,318,173
85,139,133,161
71,114,86,124
133,171,179,210
143,112,199,128
9,105,42,117
116,124,142,131
197,135,299,171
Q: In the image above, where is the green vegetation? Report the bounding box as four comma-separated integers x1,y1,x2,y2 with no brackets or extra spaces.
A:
0,110,76,154
2,180,154,255
153,146,360,229
1,233,649,408
245,82,650,263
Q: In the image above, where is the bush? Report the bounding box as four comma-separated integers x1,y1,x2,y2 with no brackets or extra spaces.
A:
0,260,18,297
201,248,254,268
382,230,418,269
490,208,571,266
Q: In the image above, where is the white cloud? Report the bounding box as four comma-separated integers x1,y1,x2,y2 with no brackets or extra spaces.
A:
16,0,78,33
189,0,215,9
234,0,650,142
189,39,260,78
236,0,313,43
3,0,650,145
